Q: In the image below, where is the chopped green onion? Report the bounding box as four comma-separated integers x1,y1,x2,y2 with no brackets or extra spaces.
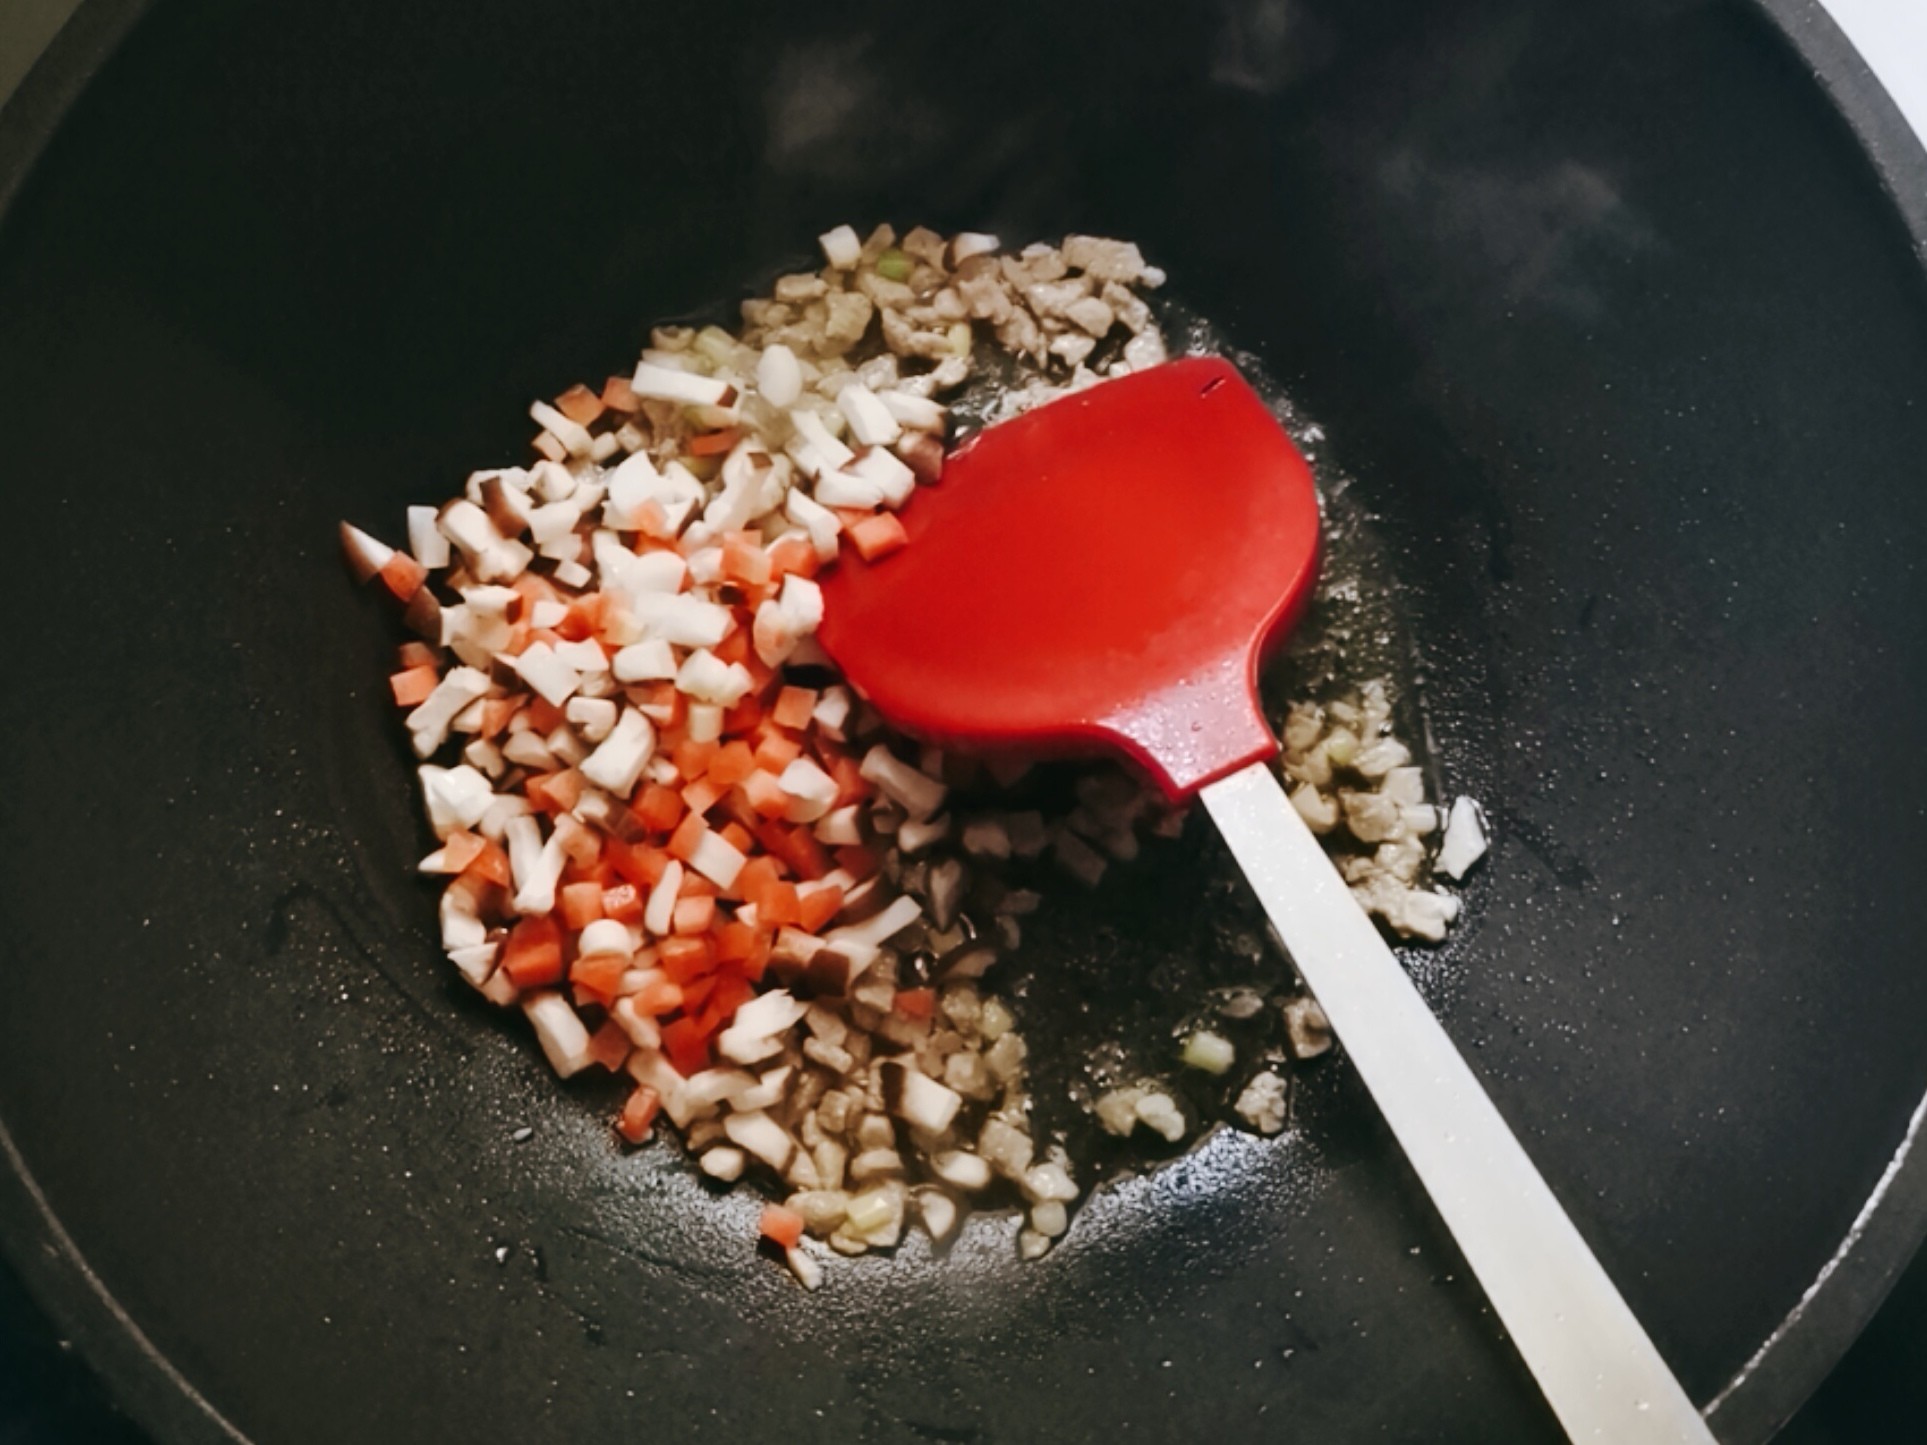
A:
876,248,912,282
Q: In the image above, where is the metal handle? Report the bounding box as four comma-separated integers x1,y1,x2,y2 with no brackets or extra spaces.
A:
1201,762,1715,1445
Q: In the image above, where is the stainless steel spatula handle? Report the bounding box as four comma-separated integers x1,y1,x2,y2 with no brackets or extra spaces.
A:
1202,763,1714,1445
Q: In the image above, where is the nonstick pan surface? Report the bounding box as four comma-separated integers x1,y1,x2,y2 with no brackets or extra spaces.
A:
3,1,1926,1441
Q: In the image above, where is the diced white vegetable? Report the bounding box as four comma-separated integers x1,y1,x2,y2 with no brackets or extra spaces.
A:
419,763,495,835
786,1245,822,1289
407,505,451,567
931,1150,992,1192
405,667,491,758
860,745,947,821
628,591,733,647
1234,1072,1289,1135
644,859,682,936
630,361,735,408
579,708,656,798
878,1059,962,1134
876,391,946,432
1134,1091,1187,1142
812,686,853,740
788,408,854,476
687,828,747,890
783,487,842,561
947,231,1000,266
836,382,902,447
552,638,610,674
777,757,837,823
575,919,632,960
756,344,803,407
338,521,394,582
565,696,617,742
895,813,951,853
554,558,591,588
1436,796,1490,880
522,992,594,1078
826,894,922,952
501,729,556,771
813,803,864,846
438,887,486,951
1181,1030,1236,1075
723,1109,795,1171
812,468,888,509
730,1066,793,1114
685,701,724,743
849,446,916,507
446,942,498,987
509,642,581,707
529,400,593,458
675,649,755,706
702,1147,747,1182
818,224,861,269
612,637,678,683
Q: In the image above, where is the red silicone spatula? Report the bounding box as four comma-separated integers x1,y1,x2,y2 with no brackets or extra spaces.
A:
819,357,1713,1445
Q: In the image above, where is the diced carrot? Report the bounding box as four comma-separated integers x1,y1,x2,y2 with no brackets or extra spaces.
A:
743,769,791,820
673,738,718,780
661,1017,712,1076
736,853,783,898
636,682,684,729
699,974,755,1033
672,895,717,935
461,838,513,890
739,930,772,983
390,663,440,706
602,375,641,413
615,1084,660,1144
602,882,646,923
584,1017,630,1071
704,740,756,788
834,843,882,880
894,987,936,1020
766,534,817,579
712,625,751,666
759,822,831,880
722,695,764,735
511,571,561,610
556,382,605,427
439,830,486,874
677,872,719,900
829,753,870,806
721,532,772,586
679,974,719,1014
573,981,611,1012
527,695,565,733
633,497,672,540
634,782,684,834
571,950,629,995
687,427,741,457
772,686,818,730
798,883,844,933
480,697,522,739
718,821,754,855
379,551,428,601
753,731,802,772
631,978,684,1016
502,915,563,988
756,881,802,929
397,640,438,670
681,776,723,818
658,935,714,983
666,812,709,863
847,512,909,562
524,771,566,815
831,507,875,530
758,1203,804,1252
559,880,604,930
558,594,608,642
712,920,759,965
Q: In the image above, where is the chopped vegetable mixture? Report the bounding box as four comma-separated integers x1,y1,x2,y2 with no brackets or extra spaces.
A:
342,226,1486,1285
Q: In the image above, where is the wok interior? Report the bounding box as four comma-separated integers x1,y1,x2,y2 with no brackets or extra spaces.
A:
1,0,1925,1441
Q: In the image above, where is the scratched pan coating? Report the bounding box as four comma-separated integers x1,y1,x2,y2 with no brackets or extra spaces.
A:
2,1,1927,1442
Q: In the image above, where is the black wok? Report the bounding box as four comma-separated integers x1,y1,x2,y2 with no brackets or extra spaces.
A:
3,1,1926,1441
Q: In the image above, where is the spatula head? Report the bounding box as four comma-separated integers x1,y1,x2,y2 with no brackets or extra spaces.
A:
817,356,1321,800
